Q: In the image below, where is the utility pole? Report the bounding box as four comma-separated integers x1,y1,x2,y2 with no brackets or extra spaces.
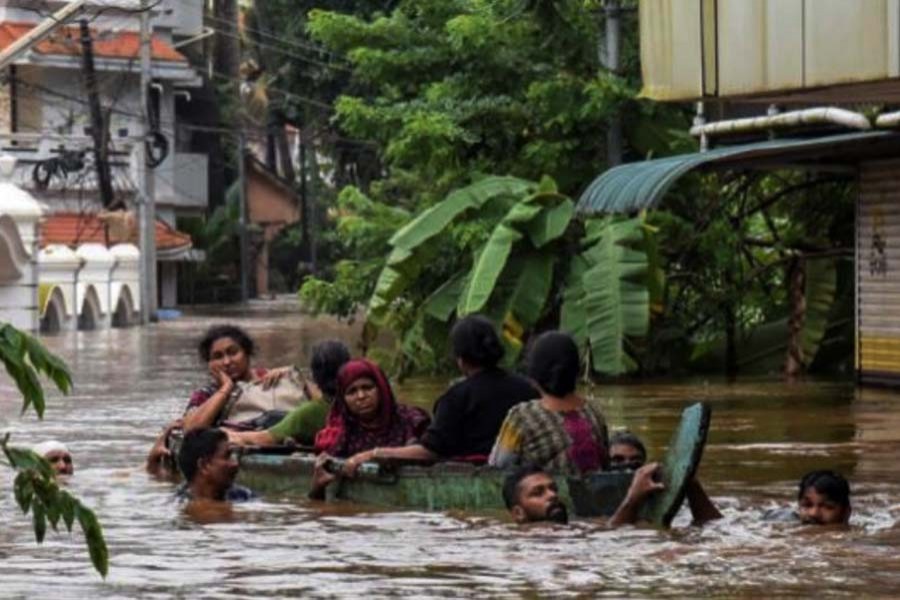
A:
138,0,158,323
79,19,115,208
238,133,250,302
602,0,623,167
299,138,314,271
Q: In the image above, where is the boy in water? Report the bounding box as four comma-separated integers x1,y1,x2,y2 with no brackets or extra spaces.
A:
796,470,852,525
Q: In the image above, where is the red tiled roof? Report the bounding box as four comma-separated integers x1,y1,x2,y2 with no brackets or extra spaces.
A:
0,21,187,63
41,212,192,251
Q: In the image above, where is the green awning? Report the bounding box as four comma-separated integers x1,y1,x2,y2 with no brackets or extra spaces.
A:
577,131,900,214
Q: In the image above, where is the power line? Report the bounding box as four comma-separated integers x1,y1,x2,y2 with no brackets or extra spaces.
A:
203,12,346,62
203,22,351,74
8,75,376,148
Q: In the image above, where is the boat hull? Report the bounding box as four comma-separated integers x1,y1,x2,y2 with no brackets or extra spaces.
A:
237,452,635,515
236,402,712,526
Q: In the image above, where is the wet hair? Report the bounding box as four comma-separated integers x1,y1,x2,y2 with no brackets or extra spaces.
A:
527,331,580,397
178,427,227,483
197,324,255,362
310,340,351,398
798,470,851,508
451,315,504,368
502,464,547,510
609,431,647,461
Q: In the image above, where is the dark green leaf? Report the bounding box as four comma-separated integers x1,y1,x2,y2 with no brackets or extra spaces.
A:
32,502,46,543
76,504,109,578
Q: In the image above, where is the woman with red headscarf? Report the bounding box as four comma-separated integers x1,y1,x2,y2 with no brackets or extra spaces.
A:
313,359,430,473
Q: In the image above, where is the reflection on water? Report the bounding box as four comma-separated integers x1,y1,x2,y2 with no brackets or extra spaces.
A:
2,304,900,597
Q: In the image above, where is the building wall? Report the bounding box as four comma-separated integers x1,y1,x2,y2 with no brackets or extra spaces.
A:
858,159,900,384
640,0,900,101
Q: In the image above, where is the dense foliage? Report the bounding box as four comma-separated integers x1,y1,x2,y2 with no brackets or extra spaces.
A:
270,0,854,378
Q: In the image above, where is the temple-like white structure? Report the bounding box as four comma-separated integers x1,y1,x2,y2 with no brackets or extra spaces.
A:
0,155,142,334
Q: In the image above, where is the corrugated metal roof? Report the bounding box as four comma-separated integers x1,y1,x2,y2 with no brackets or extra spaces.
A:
577,132,900,215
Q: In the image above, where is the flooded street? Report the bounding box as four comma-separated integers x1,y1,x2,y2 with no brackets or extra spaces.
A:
2,305,900,598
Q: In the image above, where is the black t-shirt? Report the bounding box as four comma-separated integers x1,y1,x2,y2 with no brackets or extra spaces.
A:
420,368,539,458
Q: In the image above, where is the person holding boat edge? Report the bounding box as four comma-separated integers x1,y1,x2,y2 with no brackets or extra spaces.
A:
348,315,538,468
503,463,665,526
309,359,430,497
608,430,722,524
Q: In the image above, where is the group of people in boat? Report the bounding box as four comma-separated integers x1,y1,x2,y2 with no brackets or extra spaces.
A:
131,315,853,528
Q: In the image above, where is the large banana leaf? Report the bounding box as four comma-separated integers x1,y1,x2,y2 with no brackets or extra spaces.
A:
525,198,574,248
562,216,650,376
457,202,543,315
423,270,469,321
504,252,555,327
800,257,837,363
369,176,534,321
389,176,533,250
560,253,590,348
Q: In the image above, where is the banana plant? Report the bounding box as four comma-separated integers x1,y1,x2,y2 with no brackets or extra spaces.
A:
560,215,654,376
370,175,575,365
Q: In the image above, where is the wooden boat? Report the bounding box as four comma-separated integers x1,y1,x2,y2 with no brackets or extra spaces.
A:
235,402,712,527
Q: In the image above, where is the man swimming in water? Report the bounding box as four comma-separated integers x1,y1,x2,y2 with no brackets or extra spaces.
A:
503,465,570,524
176,428,255,502
33,440,74,477
502,463,667,526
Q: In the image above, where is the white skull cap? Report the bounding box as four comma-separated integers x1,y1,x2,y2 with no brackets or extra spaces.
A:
32,440,70,457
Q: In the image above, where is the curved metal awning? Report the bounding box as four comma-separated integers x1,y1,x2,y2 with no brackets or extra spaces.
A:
577,131,900,214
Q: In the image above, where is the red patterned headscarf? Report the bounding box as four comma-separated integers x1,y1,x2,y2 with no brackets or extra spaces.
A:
314,359,429,457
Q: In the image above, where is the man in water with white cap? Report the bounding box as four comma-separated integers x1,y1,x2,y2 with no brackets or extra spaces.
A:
33,440,74,476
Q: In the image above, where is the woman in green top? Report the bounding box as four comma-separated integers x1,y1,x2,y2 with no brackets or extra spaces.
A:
227,340,351,447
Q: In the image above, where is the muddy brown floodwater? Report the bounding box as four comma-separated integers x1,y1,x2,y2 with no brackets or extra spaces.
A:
2,303,900,598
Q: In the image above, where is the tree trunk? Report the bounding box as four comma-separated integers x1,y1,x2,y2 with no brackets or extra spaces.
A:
784,255,807,378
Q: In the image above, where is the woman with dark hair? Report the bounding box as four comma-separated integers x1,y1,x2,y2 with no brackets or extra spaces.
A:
181,324,295,432
488,331,609,476
148,324,298,474
345,315,537,468
309,358,430,498
227,340,351,447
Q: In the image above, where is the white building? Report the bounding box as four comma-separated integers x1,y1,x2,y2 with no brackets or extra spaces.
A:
0,0,209,309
